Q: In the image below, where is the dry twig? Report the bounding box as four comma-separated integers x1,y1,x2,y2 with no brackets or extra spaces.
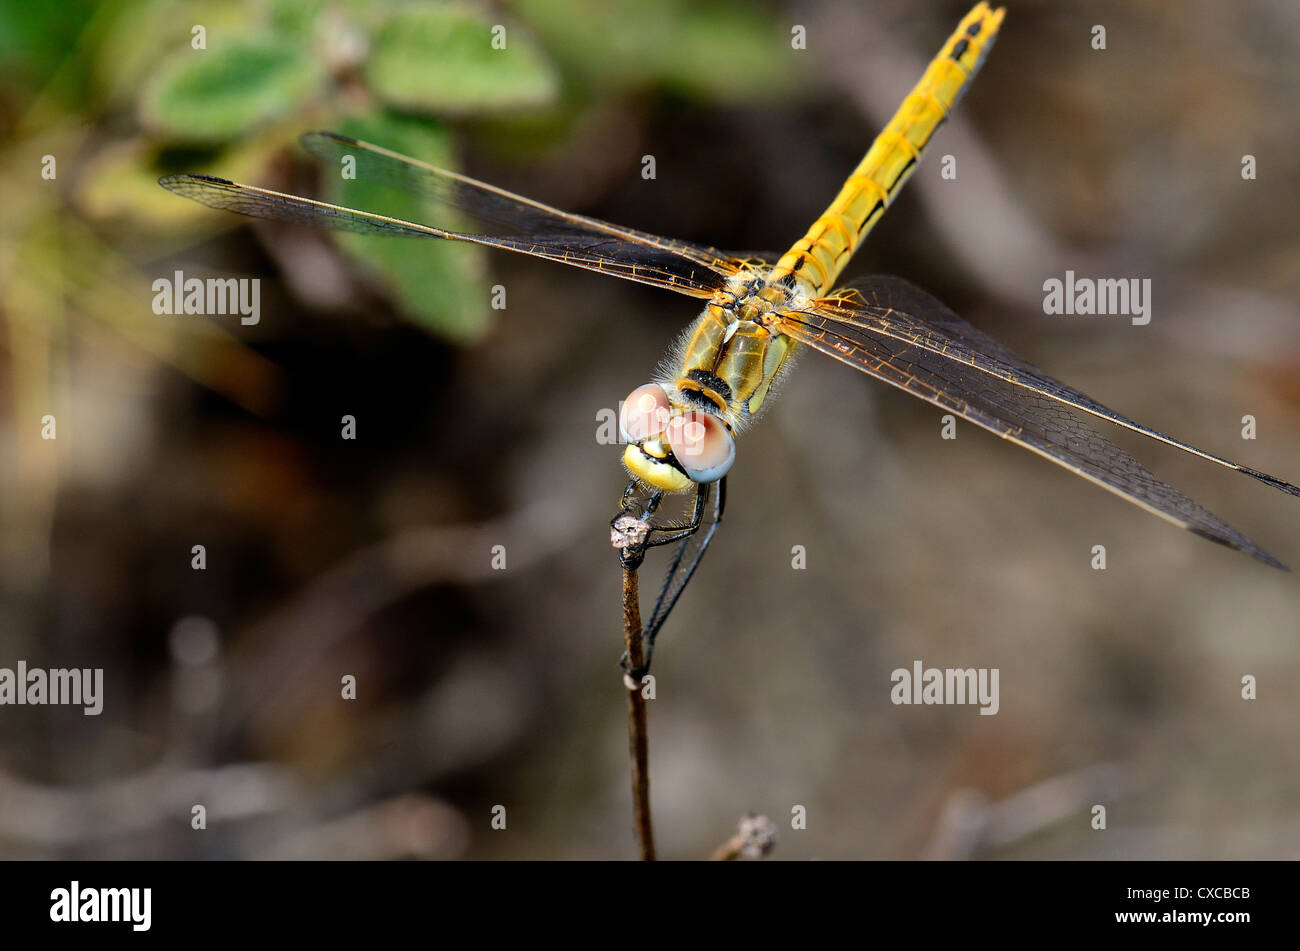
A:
621,564,655,861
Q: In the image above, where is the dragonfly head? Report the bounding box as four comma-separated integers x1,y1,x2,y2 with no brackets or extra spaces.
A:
619,383,735,491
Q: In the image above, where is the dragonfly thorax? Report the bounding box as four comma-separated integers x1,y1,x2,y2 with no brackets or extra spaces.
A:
716,270,804,322
617,272,804,493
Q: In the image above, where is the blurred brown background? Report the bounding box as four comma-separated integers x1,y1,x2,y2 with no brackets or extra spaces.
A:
1,0,1297,859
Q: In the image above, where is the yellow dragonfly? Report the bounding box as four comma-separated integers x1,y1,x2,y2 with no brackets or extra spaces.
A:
161,4,1298,669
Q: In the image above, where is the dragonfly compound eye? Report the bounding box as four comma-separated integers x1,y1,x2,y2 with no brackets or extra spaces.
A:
666,412,735,483
620,383,673,443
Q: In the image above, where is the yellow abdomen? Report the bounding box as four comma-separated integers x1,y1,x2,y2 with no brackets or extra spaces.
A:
765,3,1005,297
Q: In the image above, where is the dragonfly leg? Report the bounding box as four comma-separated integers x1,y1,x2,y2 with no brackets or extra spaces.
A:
616,478,727,679
610,482,698,570
643,483,710,547
610,485,668,569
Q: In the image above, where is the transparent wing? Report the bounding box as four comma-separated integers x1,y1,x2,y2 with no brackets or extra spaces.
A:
776,276,1296,568
803,276,1300,498
159,131,746,299
299,131,742,270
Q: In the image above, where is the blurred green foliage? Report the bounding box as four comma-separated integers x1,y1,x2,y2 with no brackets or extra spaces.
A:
515,0,788,100
365,5,558,114
3,0,792,344
142,35,328,143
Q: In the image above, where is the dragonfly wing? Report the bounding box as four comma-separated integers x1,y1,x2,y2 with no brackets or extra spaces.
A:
776,285,1290,568
160,134,746,300
159,173,443,237
300,131,742,273
805,276,1300,498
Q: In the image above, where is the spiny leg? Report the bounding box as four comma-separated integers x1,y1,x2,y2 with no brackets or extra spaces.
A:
642,477,726,660
611,480,706,570
643,481,711,548
611,479,726,678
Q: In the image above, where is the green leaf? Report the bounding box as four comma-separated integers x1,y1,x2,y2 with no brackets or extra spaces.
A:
140,34,324,143
365,2,559,115
327,112,491,343
267,0,328,38
90,0,262,111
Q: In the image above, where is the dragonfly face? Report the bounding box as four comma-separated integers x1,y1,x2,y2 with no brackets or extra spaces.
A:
619,383,734,492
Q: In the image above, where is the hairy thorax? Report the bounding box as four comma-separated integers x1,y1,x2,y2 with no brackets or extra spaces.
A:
659,270,809,432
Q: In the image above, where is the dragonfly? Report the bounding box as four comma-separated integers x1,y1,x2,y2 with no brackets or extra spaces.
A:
161,3,1298,673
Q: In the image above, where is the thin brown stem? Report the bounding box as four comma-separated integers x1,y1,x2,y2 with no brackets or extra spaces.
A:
622,564,655,861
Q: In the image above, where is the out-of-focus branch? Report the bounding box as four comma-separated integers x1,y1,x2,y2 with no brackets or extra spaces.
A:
219,497,583,742
920,762,1128,859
